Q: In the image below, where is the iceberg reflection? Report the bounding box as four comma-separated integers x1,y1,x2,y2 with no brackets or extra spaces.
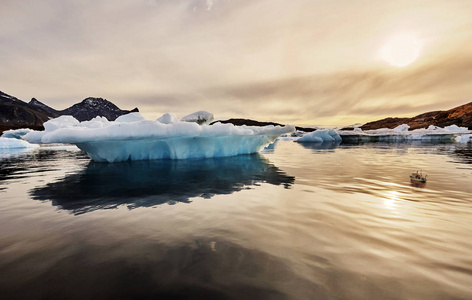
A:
297,141,341,151
30,154,294,214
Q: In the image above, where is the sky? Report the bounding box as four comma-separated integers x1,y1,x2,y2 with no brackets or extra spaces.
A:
1,0,472,126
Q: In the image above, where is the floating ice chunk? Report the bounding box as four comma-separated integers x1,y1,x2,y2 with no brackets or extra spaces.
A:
181,110,214,125
0,137,39,149
445,125,468,132
115,112,146,123
296,129,342,143
157,113,178,124
328,129,343,142
455,134,471,143
291,131,305,137
338,123,471,143
393,124,410,132
353,127,362,132
1,128,33,139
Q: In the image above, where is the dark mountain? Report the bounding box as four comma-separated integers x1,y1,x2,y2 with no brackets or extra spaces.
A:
60,97,139,122
212,118,316,132
29,98,60,116
0,91,57,133
361,102,472,130
0,91,139,134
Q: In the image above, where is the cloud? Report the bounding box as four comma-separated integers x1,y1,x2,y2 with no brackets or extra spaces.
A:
206,0,214,11
198,53,472,123
1,0,472,125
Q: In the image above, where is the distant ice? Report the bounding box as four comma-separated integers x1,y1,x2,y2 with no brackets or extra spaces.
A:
455,134,471,143
181,110,214,125
24,112,295,162
444,125,468,132
0,137,39,149
296,129,342,143
1,128,33,139
393,124,410,132
338,123,471,142
157,113,178,124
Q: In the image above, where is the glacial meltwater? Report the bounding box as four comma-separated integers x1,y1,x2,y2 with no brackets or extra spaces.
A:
1,141,471,299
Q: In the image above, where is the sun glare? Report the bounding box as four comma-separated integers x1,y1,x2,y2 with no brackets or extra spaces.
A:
379,33,422,67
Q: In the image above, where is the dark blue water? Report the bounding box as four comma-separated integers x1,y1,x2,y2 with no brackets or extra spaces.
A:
1,141,472,299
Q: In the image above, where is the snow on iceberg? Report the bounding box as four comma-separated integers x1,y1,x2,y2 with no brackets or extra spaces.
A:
393,124,410,132
0,137,39,149
296,129,342,143
115,112,145,123
24,113,295,162
181,110,214,125
157,113,178,124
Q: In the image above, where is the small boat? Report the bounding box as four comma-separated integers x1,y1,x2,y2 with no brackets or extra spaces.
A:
410,170,427,183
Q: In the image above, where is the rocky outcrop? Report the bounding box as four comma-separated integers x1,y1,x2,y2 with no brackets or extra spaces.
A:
0,91,58,133
212,118,316,132
1,91,139,134
60,97,139,122
361,102,472,130
29,98,60,116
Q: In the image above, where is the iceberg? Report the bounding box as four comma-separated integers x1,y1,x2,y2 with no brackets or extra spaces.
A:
24,113,295,162
455,134,471,143
0,137,39,149
181,110,214,125
338,124,471,143
295,129,342,143
1,128,34,139
157,113,178,124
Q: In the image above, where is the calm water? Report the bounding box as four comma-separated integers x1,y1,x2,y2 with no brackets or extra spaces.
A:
1,141,472,299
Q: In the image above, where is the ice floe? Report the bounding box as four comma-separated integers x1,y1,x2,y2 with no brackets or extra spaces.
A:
1,128,33,139
24,112,295,162
0,137,39,149
157,113,178,124
337,124,471,142
296,129,342,143
181,110,214,125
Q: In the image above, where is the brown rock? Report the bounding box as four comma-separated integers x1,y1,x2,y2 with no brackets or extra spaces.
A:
361,102,472,130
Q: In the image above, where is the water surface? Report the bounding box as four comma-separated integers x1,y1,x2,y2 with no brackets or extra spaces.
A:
1,141,471,299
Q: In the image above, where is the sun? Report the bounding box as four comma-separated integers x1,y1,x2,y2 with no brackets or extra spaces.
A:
379,33,422,67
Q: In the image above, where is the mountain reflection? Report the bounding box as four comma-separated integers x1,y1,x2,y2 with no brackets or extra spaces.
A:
30,154,294,214
452,144,472,165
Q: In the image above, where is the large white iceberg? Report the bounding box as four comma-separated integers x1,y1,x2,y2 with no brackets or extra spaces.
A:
24,113,295,162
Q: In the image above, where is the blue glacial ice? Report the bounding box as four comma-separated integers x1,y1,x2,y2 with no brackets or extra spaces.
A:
295,129,342,143
24,113,295,162
1,128,34,139
0,137,38,149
